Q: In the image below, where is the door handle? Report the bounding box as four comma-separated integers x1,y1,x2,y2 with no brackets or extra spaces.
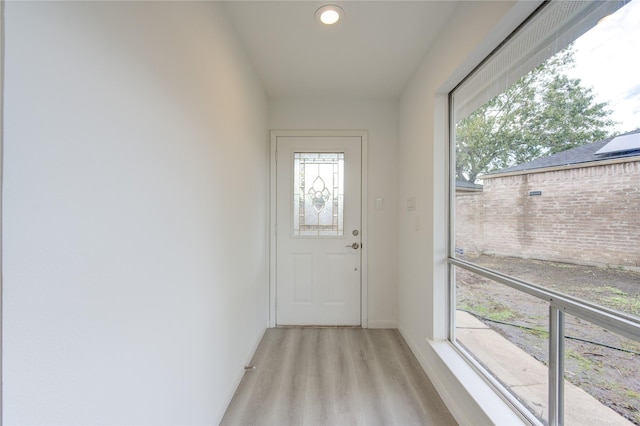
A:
345,242,360,249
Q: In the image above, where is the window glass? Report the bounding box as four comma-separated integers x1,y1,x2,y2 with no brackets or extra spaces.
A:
563,313,640,425
450,1,640,424
455,266,550,423
293,153,344,236
453,0,640,319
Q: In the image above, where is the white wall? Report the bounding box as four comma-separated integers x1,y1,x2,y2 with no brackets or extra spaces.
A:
269,99,399,328
0,1,4,422
3,2,267,424
397,1,541,424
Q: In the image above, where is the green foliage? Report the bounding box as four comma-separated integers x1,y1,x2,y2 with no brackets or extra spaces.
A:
486,308,516,322
566,349,599,371
626,390,640,400
591,286,640,316
605,295,640,317
621,340,640,353
459,301,516,322
525,326,549,339
456,46,616,183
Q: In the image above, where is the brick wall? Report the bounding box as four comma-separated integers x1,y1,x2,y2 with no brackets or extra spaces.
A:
455,160,640,268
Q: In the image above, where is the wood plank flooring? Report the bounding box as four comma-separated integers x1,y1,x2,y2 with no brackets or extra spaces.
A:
221,328,457,426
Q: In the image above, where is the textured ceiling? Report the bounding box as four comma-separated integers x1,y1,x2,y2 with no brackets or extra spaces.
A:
222,1,458,99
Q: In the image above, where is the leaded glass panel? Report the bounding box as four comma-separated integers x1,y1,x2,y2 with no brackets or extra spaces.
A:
293,153,344,236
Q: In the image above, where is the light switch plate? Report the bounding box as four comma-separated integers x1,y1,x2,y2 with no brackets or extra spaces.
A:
375,197,384,210
406,197,416,211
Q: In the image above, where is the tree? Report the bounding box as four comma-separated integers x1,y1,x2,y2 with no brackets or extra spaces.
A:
455,47,615,183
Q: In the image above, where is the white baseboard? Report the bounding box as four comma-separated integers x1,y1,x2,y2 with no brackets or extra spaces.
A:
366,319,398,329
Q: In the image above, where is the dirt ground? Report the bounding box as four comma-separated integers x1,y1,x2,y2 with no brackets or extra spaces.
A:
455,254,640,425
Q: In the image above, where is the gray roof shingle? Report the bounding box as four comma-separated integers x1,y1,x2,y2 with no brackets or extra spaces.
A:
485,129,640,176
456,179,483,190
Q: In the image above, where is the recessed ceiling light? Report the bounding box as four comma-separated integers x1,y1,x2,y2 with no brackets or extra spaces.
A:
315,5,344,25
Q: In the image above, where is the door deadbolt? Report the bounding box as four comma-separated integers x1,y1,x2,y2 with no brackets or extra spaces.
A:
352,230,359,236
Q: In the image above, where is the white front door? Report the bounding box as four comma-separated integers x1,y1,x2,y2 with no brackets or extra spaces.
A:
275,135,362,326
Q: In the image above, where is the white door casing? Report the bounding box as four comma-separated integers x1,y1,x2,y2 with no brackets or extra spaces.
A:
269,131,368,327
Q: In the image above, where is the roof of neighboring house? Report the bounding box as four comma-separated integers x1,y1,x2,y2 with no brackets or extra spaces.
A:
484,129,640,177
455,179,483,191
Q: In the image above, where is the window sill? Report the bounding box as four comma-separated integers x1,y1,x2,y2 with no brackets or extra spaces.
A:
424,339,527,426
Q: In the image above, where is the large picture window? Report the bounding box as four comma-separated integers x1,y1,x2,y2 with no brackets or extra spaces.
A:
449,1,640,425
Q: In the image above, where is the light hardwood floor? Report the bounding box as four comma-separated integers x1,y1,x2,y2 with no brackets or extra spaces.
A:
221,328,458,426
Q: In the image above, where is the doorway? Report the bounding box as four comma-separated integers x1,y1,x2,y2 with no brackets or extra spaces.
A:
270,131,368,327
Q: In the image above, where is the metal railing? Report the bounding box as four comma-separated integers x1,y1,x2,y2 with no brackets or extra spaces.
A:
448,256,640,426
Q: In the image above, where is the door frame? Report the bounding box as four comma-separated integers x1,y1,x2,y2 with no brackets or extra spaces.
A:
269,130,368,328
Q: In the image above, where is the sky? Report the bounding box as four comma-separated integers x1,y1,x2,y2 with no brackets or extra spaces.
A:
567,0,640,133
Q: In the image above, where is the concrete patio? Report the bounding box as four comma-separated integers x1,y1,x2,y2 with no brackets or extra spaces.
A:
456,311,632,426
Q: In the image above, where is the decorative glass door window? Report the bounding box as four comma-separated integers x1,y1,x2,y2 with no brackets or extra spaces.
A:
293,152,344,236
